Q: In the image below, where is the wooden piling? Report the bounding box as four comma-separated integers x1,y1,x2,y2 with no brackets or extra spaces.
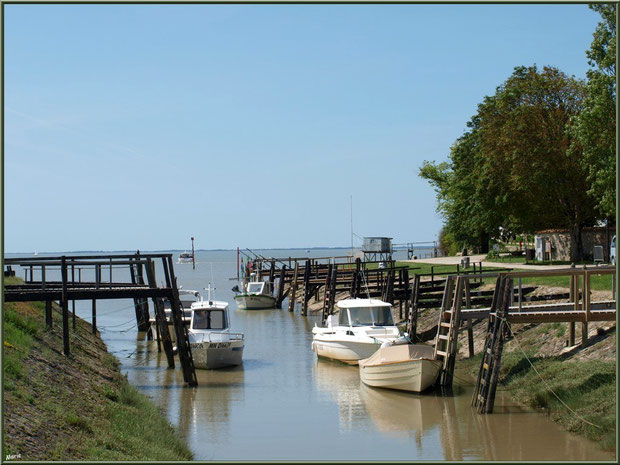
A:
288,262,299,312
275,265,287,309
61,257,70,356
166,258,198,386
145,259,175,368
91,299,97,334
45,301,52,329
465,279,475,358
301,260,311,316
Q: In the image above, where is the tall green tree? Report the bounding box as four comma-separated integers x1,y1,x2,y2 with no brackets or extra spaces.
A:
421,66,598,260
571,3,616,218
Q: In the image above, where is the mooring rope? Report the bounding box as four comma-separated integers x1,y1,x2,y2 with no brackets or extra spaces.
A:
502,317,602,429
360,268,372,300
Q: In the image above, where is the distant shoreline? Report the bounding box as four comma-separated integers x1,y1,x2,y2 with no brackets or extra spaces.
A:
5,245,434,255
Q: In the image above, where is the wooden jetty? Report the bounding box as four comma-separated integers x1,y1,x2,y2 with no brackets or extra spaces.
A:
3,253,198,387
417,266,616,413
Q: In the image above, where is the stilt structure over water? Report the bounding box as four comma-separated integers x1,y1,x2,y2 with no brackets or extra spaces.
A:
3,252,198,387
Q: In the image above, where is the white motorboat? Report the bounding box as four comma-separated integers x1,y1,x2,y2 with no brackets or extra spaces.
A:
178,251,194,264
187,288,244,369
149,289,200,342
234,273,276,310
311,298,407,365
358,343,441,393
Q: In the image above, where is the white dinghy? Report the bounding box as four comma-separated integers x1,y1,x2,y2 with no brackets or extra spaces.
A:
358,343,440,393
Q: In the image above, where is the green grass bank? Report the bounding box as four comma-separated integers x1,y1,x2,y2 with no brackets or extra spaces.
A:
3,294,193,461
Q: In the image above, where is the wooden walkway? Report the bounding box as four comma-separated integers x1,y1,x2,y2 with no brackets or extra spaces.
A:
4,253,198,387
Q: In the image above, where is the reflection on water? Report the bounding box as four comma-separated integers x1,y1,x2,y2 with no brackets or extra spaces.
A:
313,358,367,432
13,250,614,461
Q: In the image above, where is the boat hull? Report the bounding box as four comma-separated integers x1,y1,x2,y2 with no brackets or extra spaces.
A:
359,359,441,392
311,338,383,365
234,294,276,310
189,340,244,369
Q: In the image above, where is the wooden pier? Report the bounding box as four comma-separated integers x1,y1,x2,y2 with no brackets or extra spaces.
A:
3,253,198,387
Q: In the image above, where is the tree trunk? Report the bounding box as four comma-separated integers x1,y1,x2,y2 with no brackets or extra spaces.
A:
569,222,584,262
480,232,490,254
605,218,610,262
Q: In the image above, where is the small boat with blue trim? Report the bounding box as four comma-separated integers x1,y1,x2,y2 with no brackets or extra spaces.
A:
188,286,244,369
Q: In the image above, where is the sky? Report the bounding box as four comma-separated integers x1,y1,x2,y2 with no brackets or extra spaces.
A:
4,4,602,253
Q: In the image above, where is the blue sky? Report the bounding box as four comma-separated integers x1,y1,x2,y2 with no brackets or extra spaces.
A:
4,4,601,252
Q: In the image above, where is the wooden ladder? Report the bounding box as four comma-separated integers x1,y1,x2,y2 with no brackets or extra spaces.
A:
433,275,464,386
471,276,512,413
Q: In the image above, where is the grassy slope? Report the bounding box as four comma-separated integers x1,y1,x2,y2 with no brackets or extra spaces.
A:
3,297,193,461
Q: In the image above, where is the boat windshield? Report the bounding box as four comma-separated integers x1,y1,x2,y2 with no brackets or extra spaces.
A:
192,309,227,330
338,309,350,326
347,306,394,327
247,283,263,294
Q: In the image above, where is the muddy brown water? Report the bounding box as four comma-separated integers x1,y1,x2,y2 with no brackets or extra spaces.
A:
14,250,614,461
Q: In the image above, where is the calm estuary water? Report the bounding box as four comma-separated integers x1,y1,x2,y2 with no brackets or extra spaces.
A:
7,249,615,461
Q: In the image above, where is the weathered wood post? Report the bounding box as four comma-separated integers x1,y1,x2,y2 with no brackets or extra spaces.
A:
42,265,52,329
132,254,151,332
288,262,299,312
582,266,589,348
71,262,76,330
402,269,410,321
145,258,175,368
61,256,70,356
569,265,576,346
301,260,311,316
485,277,513,414
165,256,198,386
465,278,475,358
275,265,287,309
91,299,97,334
321,263,333,324
45,301,52,329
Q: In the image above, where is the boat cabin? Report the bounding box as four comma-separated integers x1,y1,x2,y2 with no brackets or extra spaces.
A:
190,305,229,332
245,280,272,296
336,300,395,327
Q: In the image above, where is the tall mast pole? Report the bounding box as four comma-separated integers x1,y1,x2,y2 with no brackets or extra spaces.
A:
191,237,195,270
350,195,354,259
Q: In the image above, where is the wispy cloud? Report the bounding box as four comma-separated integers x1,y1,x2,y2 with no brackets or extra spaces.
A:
5,106,147,162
